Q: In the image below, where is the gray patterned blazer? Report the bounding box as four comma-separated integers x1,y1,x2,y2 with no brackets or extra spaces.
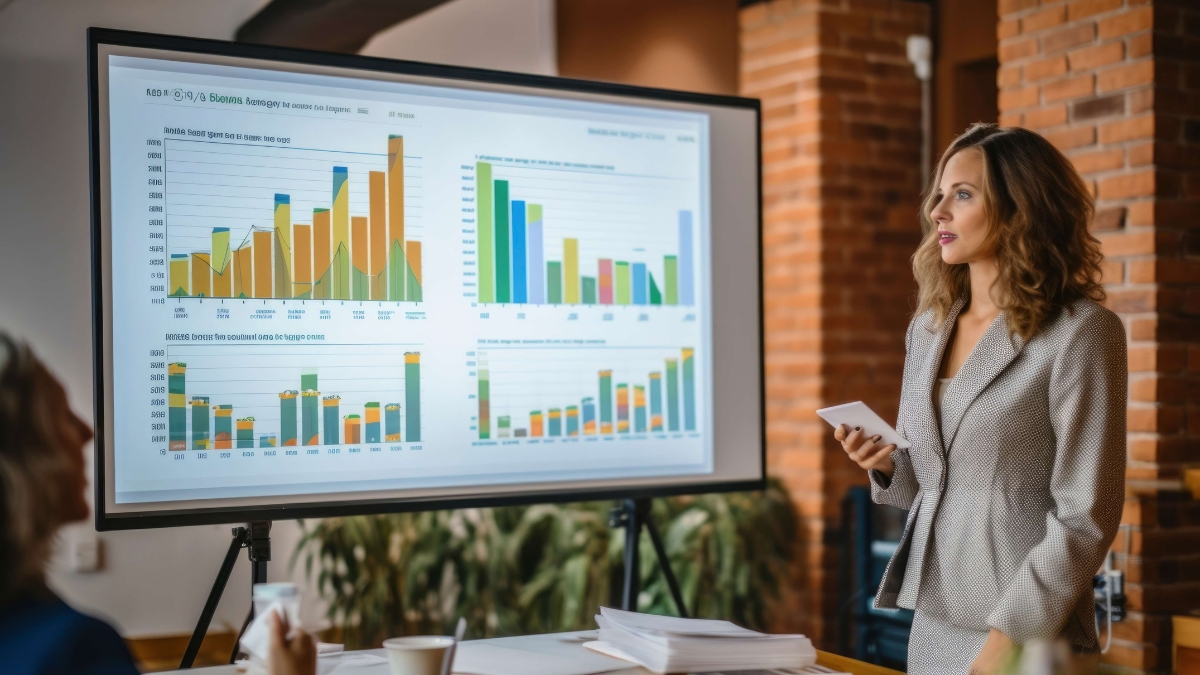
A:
870,297,1127,647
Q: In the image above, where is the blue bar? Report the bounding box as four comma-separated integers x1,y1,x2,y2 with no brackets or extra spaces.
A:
528,214,544,304
679,211,694,306
632,262,647,305
511,200,527,304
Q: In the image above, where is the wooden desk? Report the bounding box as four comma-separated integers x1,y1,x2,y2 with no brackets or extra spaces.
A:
157,637,903,675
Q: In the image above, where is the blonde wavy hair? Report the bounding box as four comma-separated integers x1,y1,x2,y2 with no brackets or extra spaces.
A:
913,124,1105,340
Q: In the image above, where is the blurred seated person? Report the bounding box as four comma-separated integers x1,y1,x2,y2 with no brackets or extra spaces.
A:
0,334,314,675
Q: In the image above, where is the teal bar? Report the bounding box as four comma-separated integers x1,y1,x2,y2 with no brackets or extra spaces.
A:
494,180,510,303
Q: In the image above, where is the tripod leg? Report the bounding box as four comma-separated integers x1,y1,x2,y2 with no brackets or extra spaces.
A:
621,499,641,611
230,606,253,664
644,514,689,618
181,528,247,669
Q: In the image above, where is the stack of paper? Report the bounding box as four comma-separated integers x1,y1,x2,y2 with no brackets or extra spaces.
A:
584,607,817,674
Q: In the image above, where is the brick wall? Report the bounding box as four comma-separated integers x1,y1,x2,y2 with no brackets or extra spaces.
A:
740,0,929,645
997,0,1200,671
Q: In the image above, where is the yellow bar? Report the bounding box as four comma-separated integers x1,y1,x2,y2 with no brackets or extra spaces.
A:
564,238,579,304
233,246,252,298
313,210,331,299
405,352,420,365
369,170,387,299
170,255,189,297
212,229,231,297
253,230,272,298
333,170,349,299
365,405,380,425
293,224,312,297
191,253,211,298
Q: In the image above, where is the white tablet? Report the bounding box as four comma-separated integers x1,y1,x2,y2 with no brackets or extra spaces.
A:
815,401,910,450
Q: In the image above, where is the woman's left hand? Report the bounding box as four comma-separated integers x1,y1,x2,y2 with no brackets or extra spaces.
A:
969,628,1015,675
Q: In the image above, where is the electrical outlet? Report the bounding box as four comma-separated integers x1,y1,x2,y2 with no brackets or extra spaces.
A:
69,531,102,573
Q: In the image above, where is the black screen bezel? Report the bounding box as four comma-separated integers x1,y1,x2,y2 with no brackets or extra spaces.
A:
88,27,765,531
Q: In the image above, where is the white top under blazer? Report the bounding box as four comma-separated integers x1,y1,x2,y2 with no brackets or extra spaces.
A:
870,297,1127,649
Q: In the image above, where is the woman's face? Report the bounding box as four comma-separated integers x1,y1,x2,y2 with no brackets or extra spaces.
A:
930,149,992,265
44,374,93,522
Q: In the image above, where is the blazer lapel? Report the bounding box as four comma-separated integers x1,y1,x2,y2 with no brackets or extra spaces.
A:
913,298,965,458
939,310,1025,452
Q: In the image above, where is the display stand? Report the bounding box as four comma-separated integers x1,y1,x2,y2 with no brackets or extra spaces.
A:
180,521,272,669
609,498,689,618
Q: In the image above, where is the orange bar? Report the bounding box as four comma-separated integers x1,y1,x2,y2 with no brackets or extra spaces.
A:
369,171,387,299
293,224,312,297
233,246,253,298
191,253,211,298
352,216,368,276
406,240,422,288
313,209,331,299
253,230,272,298
388,136,404,254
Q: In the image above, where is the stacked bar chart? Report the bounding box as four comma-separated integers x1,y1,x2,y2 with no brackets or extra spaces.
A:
474,347,697,440
165,345,421,451
165,136,423,302
473,161,696,307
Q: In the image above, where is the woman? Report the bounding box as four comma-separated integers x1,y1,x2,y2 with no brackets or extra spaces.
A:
835,124,1126,674
0,335,314,675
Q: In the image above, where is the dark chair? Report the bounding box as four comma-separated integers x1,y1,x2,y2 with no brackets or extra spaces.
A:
838,485,913,670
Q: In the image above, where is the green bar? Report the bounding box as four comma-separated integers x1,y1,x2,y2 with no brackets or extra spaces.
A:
388,239,406,301
494,179,510,303
664,256,678,305
168,362,186,451
406,258,422,301
302,393,320,445
666,359,680,431
478,363,490,440
352,267,368,301
649,273,662,305
634,385,647,433
649,373,663,432
323,397,340,445
498,415,511,438
581,277,597,305
476,162,494,303
683,348,696,431
237,417,255,449
280,391,298,447
191,397,210,450
385,403,401,442
599,370,613,434
615,262,631,305
548,408,562,437
405,352,421,442
547,261,563,304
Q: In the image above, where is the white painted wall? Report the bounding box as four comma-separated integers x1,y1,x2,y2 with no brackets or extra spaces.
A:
0,0,558,639
0,0,325,638
360,0,557,76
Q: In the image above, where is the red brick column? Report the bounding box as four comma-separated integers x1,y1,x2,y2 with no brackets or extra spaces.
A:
997,0,1200,671
740,0,929,644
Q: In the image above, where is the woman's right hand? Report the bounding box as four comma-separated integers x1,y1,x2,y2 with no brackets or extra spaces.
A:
834,424,896,478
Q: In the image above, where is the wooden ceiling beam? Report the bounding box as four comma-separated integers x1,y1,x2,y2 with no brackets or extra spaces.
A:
236,0,452,53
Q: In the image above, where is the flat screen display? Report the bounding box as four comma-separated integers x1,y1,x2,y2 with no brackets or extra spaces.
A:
90,30,762,529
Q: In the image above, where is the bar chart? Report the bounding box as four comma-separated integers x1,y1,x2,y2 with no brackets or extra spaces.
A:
164,136,424,302
166,344,422,452
470,160,698,307
472,345,698,441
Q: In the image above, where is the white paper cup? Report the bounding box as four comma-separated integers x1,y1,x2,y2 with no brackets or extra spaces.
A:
382,636,454,675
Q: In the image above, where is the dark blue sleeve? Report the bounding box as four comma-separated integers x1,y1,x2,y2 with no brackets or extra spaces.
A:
59,614,141,675
0,599,140,675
